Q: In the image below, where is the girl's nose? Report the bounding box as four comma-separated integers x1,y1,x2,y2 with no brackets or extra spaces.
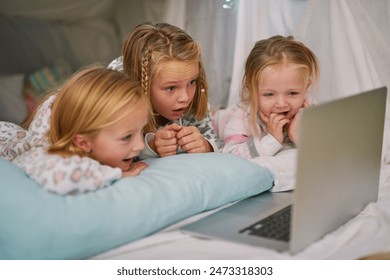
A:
178,89,190,103
133,132,145,152
275,95,287,107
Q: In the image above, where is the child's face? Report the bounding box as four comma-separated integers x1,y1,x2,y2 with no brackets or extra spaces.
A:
150,60,199,122
257,63,308,122
87,101,149,172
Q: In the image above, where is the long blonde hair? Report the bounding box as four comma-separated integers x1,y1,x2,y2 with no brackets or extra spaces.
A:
241,35,320,137
47,67,151,157
122,22,209,131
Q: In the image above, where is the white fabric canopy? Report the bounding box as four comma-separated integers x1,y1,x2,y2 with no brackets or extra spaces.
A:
228,0,390,106
2,0,389,105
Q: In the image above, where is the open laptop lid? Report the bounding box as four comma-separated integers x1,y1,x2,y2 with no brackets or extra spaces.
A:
290,86,387,253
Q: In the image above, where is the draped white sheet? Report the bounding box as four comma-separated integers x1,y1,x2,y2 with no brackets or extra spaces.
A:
185,0,238,108
228,0,390,106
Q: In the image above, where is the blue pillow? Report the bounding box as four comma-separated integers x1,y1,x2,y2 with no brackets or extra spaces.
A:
0,153,273,259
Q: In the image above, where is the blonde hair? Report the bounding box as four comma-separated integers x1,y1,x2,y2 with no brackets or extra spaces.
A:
47,67,151,157
241,35,320,137
122,22,209,131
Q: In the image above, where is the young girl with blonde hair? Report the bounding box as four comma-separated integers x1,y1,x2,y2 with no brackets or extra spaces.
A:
0,67,151,194
223,35,319,158
109,22,221,158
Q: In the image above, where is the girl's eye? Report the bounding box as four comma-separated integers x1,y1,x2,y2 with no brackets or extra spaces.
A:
122,134,132,141
289,91,299,96
189,79,197,86
263,92,273,97
166,86,175,92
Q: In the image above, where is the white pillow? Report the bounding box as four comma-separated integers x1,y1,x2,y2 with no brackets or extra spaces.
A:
0,74,27,124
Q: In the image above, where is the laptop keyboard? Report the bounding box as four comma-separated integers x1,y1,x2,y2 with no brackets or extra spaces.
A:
239,205,292,242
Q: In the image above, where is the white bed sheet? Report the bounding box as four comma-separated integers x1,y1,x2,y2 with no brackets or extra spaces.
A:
92,163,390,260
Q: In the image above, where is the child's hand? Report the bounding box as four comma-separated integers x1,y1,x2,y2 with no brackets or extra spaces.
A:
176,125,213,153
287,101,309,145
122,161,148,176
154,123,182,157
287,113,299,145
260,110,289,144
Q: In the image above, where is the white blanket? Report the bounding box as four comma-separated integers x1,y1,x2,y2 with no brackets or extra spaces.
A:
250,147,297,192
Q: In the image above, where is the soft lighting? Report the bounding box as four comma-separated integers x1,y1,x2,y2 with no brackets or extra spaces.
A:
222,0,236,9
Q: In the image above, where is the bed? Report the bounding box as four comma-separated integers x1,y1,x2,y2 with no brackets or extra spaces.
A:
1,155,389,261
90,157,390,260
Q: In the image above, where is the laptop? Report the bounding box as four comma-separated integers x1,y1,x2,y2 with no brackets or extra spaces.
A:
182,86,387,254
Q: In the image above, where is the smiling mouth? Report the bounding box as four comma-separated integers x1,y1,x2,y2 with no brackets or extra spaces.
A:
122,158,133,164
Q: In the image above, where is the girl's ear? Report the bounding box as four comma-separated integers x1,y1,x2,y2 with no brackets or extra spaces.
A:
72,134,92,153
